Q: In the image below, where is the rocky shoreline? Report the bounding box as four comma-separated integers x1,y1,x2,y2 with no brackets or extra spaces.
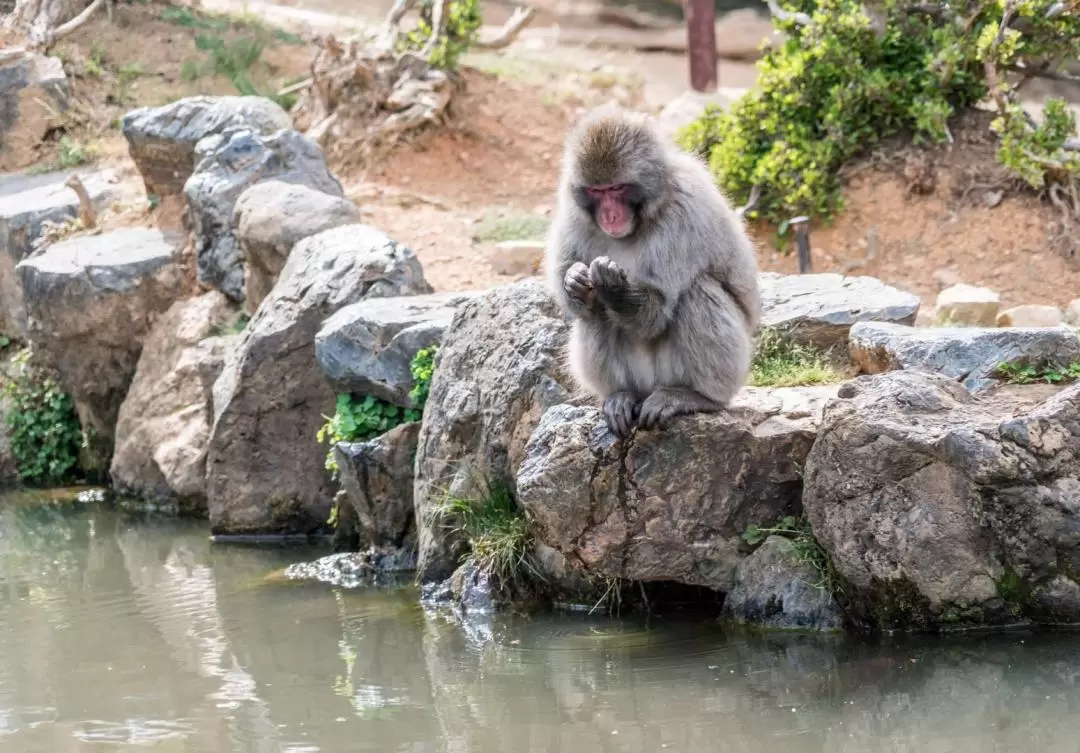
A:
2,92,1079,636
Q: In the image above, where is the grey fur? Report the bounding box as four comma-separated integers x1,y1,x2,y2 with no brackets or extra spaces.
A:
545,104,761,438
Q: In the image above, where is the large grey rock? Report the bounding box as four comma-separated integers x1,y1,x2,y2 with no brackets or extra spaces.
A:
121,95,292,199
803,370,1080,630
413,281,573,582
0,55,69,171
516,386,836,592
111,293,240,512
0,168,123,334
334,421,421,550
720,535,844,631
16,228,185,469
849,321,1080,391
316,291,479,409
185,128,344,302
206,224,433,535
234,180,362,312
759,272,921,350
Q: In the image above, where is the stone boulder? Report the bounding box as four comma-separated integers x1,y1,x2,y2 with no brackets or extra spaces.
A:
315,291,479,409
996,305,1064,328
720,535,844,631
759,272,920,351
0,168,123,334
121,95,292,199
516,386,836,592
234,180,362,312
803,371,1080,630
1066,298,1080,327
110,292,240,512
0,54,69,171
413,280,573,581
206,224,432,535
185,128,344,302
933,283,1001,327
849,321,1080,391
16,228,185,469
334,421,421,550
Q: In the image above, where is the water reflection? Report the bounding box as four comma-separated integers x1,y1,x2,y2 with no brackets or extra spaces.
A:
1,500,1080,752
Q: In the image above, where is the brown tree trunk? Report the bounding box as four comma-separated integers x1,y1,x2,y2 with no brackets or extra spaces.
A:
3,0,87,39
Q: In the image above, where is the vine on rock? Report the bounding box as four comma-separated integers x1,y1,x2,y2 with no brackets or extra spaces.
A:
678,0,1080,227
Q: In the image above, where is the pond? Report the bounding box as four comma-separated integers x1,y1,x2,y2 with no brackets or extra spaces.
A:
2,495,1079,752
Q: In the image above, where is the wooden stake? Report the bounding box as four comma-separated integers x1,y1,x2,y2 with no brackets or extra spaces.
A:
684,0,716,92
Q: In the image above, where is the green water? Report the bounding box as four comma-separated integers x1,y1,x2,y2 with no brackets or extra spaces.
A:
2,496,1080,752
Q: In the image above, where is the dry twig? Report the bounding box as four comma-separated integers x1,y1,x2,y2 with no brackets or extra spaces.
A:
473,5,536,49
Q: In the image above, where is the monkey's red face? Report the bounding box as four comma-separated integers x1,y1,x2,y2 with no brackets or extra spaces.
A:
586,183,636,238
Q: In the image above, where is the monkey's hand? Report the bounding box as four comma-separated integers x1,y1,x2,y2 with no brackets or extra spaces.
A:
589,256,629,300
564,262,596,307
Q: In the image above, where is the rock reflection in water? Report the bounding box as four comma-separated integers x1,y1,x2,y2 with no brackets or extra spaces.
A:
2,500,1080,752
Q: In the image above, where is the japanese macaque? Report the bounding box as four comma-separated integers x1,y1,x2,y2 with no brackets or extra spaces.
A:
545,104,761,438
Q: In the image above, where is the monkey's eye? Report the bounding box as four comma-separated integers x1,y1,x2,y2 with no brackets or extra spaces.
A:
586,184,628,199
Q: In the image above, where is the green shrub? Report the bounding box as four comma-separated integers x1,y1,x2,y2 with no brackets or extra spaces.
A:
742,515,837,593
399,0,482,70
995,359,1080,384
316,347,438,474
678,0,1080,226
2,350,84,486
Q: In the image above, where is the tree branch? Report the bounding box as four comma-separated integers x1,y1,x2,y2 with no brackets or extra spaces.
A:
473,5,536,49
982,0,1018,115
736,184,762,217
765,0,812,27
376,0,419,51
419,0,450,60
1007,61,1080,84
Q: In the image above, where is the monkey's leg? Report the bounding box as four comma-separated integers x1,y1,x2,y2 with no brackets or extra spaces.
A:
602,391,640,439
637,387,721,431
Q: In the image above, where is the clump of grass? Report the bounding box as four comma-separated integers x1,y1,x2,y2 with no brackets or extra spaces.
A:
28,136,97,175
742,515,837,593
208,311,250,337
749,328,843,387
436,481,543,589
471,209,550,244
995,360,1080,385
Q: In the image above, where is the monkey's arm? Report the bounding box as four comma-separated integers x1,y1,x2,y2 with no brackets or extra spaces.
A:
590,257,672,339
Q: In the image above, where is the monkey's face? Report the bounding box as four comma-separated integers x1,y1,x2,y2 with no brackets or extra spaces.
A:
576,183,644,239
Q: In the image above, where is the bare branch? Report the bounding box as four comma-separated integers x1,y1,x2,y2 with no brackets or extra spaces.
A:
420,0,449,60
765,0,812,27
982,0,1018,115
376,0,419,50
736,184,762,217
1007,62,1080,84
64,175,97,230
473,5,536,49
46,0,107,46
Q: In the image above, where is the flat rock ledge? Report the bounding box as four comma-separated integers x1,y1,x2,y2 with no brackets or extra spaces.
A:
516,386,836,593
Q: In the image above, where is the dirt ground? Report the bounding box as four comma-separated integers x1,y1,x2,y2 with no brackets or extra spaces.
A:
9,2,1080,312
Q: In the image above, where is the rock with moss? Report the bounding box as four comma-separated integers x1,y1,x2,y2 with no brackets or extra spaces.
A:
516,386,836,592
803,371,1080,630
121,95,292,199
759,273,920,351
16,228,186,470
206,224,432,536
234,179,362,312
110,292,241,513
186,128,345,302
316,291,478,409
721,535,844,631
849,321,1080,392
413,280,574,582
334,421,421,551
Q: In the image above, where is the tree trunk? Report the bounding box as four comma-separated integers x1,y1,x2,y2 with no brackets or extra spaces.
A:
3,0,87,38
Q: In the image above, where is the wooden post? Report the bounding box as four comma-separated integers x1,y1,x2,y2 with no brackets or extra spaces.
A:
685,0,717,92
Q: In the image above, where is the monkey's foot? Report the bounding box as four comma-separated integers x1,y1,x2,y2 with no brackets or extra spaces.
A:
564,262,595,308
638,387,721,431
602,391,640,439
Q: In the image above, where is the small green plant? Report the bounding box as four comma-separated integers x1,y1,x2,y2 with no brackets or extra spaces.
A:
208,311,250,337
192,33,296,109
317,394,421,473
408,346,437,406
435,480,543,588
742,515,836,592
399,0,482,70
995,360,1080,385
2,349,84,486
471,210,550,244
0,335,10,349
677,0,1080,226
749,328,843,387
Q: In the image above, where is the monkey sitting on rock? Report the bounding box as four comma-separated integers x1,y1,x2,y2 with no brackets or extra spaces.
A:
544,104,762,438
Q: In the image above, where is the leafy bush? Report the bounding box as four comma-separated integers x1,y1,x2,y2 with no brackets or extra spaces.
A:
678,0,1080,226
399,0,482,70
2,350,84,486
317,347,438,473
749,328,844,387
995,359,1080,384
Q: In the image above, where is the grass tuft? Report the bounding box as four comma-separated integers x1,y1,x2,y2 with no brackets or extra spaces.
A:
749,328,844,388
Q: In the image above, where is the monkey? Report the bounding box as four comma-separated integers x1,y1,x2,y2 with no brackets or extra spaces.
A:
544,104,762,439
